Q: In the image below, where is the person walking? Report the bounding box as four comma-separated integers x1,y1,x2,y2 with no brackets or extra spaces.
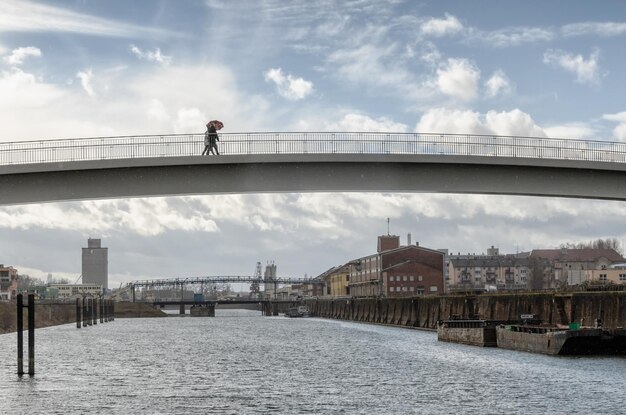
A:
202,120,224,155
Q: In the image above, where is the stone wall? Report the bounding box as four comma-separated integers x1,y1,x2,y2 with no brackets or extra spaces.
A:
307,292,626,329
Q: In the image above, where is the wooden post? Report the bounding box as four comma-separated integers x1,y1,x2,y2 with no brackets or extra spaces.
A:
17,294,24,376
111,300,114,321
93,299,97,325
82,297,87,327
76,298,81,328
100,299,104,323
27,294,35,376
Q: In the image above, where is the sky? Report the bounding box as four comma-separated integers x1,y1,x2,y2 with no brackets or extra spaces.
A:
2,0,626,289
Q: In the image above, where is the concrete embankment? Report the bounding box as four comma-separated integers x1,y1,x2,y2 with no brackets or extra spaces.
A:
0,301,166,334
307,292,626,330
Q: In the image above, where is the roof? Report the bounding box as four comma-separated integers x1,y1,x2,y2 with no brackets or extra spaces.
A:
530,248,625,262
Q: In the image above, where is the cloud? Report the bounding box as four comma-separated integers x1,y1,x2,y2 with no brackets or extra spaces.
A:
323,113,408,133
76,69,95,97
264,67,314,101
415,108,547,137
470,27,554,47
543,48,601,84
562,22,626,37
420,14,463,37
3,46,41,65
602,111,626,141
436,58,480,101
0,0,180,39
130,45,172,65
543,123,596,140
484,70,512,97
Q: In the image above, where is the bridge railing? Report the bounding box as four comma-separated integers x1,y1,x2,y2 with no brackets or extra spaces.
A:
1,132,626,165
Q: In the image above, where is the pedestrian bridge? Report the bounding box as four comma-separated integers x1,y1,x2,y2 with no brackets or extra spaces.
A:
1,132,626,205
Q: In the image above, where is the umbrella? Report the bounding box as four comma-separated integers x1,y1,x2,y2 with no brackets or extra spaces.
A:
207,120,224,130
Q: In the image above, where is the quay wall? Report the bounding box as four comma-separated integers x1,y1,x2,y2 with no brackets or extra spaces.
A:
306,292,626,330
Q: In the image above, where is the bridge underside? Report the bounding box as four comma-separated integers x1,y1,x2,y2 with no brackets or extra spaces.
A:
1,154,626,205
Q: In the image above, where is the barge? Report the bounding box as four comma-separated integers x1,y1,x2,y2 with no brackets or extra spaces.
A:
437,319,508,347
496,324,626,355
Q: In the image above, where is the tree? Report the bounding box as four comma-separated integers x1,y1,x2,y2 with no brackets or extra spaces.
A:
16,274,45,290
560,238,623,255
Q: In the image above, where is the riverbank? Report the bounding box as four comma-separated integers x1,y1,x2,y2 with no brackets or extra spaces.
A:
0,301,166,334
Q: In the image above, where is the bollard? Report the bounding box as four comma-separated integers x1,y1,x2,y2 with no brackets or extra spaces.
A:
17,294,24,376
28,294,35,376
111,300,114,321
99,299,104,323
76,298,81,329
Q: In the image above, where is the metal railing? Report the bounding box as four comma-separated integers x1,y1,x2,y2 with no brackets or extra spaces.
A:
1,132,626,166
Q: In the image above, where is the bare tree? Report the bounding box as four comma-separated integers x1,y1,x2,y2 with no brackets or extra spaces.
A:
560,238,623,255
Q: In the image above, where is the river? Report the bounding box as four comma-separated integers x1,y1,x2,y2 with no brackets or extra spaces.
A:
1,309,625,414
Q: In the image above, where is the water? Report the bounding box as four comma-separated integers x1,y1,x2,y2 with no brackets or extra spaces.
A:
1,309,625,414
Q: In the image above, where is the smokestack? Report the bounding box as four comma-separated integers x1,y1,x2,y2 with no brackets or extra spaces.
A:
407,233,411,246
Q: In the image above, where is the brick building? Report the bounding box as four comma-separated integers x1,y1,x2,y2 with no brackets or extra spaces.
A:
348,235,444,298
0,264,18,300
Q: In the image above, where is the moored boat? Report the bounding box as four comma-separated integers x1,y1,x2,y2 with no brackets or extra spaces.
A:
285,305,310,318
437,319,507,347
495,323,620,355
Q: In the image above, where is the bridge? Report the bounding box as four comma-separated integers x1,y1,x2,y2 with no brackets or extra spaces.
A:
127,276,324,302
1,132,626,205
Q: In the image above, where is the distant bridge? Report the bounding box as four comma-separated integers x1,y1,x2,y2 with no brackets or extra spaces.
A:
127,276,324,302
1,132,626,204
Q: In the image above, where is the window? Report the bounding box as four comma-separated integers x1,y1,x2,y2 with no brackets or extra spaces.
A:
389,287,394,292
418,275,423,282
430,286,438,292
403,276,407,281
402,287,407,291
410,286,415,291
409,275,414,281
389,276,394,282
599,274,607,282
620,274,626,281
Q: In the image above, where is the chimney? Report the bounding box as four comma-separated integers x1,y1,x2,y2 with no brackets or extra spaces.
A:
407,233,411,246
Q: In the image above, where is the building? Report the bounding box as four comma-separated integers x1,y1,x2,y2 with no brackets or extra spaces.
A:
49,283,103,299
448,255,530,292
530,248,626,287
348,235,444,298
82,238,108,289
315,265,350,298
0,264,18,300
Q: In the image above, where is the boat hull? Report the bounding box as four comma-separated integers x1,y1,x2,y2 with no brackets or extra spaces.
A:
496,326,610,355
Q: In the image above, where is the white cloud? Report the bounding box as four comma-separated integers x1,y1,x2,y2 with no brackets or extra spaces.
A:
323,113,408,133
562,22,626,37
130,45,172,65
0,0,180,38
543,123,596,140
264,67,314,101
3,46,41,65
543,48,601,84
472,27,554,47
484,70,512,97
0,64,266,141
420,14,463,37
436,58,480,101
602,111,626,141
76,69,95,97
415,108,547,137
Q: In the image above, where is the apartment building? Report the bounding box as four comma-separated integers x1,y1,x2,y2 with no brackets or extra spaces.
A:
0,264,18,300
530,248,626,287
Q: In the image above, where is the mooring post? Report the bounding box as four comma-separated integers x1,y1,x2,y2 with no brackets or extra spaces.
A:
100,298,106,323
17,293,24,376
82,297,87,327
111,300,115,321
27,294,35,376
93,299,98,325
76,298,81,328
